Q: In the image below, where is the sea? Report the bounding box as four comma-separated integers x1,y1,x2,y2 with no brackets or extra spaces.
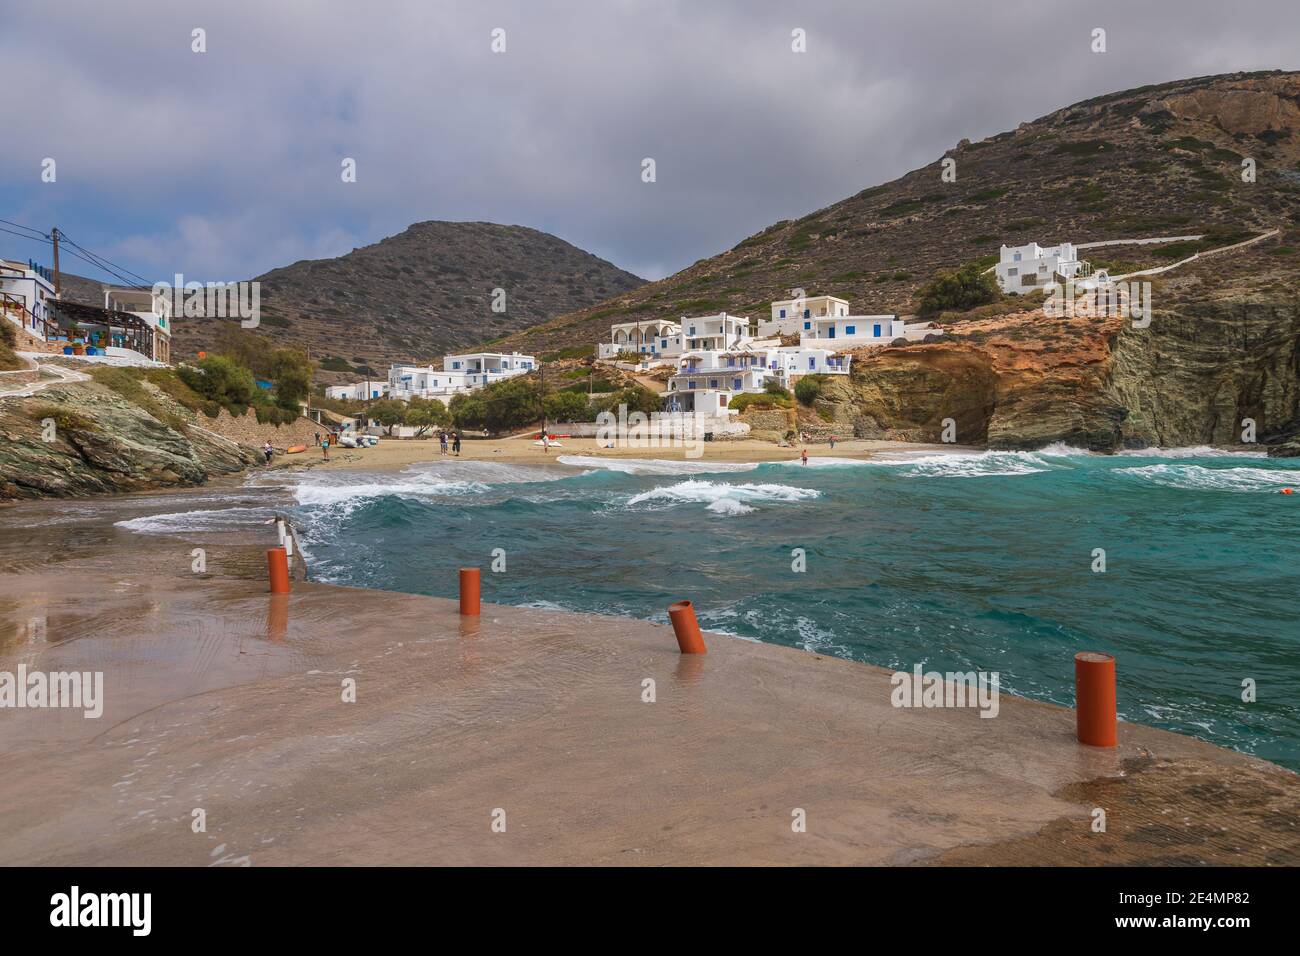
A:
115,445,1300,769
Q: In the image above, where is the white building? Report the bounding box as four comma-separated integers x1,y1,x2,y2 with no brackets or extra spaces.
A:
799,313,916,347
597,319,683,359
102,287,174,364
0,259,57,338
996,241,1088,294
330,351,537,405
680,312,750,351
758,295,851,337
665,342,850,414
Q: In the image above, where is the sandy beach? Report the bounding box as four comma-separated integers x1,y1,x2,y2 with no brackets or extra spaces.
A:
271,435,971,474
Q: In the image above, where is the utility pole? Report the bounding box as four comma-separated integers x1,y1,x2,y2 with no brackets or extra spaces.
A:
50,227,62,297
539,360,547,435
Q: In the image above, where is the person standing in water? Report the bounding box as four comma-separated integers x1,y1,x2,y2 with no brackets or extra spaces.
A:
801,448,809,466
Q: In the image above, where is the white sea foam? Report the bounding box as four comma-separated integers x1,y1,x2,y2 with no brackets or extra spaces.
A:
1114,445,1270,459
115,506,279,535
771,456,873,468
556,455,759,476
1117,463,1300,492
865,450,1056,477
625,479,819,513
283,460,563,510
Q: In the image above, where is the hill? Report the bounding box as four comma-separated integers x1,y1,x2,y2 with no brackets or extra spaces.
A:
490,70,1300,451
58,221,645,381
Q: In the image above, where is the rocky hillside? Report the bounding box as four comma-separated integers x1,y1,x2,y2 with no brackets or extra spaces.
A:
0,378,257,499
493,70,1300,451
53,221,644,382
193,221,642,380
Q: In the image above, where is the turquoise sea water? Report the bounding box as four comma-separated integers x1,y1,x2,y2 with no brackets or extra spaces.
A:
131,446,1300,768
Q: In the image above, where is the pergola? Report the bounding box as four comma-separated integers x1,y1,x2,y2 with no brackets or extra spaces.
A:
48,300,155,360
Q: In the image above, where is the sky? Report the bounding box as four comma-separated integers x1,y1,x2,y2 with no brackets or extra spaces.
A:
1,0,1297,285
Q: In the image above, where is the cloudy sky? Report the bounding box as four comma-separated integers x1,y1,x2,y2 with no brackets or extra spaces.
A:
1,0,1296,284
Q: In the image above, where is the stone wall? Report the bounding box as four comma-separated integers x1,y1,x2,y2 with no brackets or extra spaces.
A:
194,407,324,450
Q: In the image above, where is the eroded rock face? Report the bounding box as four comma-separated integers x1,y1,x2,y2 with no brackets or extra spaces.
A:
0,383,256,499
815,288,1300,452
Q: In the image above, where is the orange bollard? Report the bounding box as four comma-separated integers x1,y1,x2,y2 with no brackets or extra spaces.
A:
1075,651,1117,747
459,567,481,616
668,600,707,654
267,547,290,594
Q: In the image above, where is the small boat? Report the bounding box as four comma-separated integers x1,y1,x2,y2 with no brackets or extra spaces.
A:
534,439,563,448
285,444,308,454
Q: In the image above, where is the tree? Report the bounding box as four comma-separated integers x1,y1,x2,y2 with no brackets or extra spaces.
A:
366,398,407,435
917,262,999,316
449,392,486,431
543,389,591,423
269,348,312,410
177,354,257,412
478,377,543,434
405,397,451,437
592,384,661,417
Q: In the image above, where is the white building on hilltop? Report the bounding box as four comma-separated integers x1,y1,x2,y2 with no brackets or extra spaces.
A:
996,241,1088,294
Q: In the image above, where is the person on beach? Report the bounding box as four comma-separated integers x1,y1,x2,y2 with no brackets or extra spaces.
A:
829,435,836,450
452,432,461,456
541,432,550,454
321,434,331,461
801,448,808,466
314,431,321,447
262,441,274,465
440,431,448,455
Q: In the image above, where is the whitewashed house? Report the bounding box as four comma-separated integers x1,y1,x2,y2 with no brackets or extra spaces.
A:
996,241,1087,294
758,294,851,337
597,319,683,359
665,342,850,414
680,312,750,351
329,351,537,405
0,259,57,338
102,287,174,364
799,312,918,347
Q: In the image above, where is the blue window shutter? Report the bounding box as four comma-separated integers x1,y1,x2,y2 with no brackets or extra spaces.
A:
804,321,811,330
845,325,855,335
803,309,810,318
873,324,881,336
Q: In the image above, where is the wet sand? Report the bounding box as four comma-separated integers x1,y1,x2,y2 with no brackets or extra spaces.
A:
271,436,969,475
1,503,1296,866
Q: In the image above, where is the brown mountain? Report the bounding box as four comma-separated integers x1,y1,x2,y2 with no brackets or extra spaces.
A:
491,70,1300,451
57,221,644,380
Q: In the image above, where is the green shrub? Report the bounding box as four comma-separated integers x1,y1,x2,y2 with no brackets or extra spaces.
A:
916,262,999,316
794,374,828,405
728,392,791,413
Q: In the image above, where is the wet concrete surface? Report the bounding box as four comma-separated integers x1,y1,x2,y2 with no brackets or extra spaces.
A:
1,490,1297,865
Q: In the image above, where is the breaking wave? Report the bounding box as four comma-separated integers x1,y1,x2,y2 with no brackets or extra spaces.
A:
556,455,758,476
1117,463,1300,492
624,479,820,514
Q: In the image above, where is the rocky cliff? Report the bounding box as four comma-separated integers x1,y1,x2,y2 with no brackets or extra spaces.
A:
0,382,257,499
